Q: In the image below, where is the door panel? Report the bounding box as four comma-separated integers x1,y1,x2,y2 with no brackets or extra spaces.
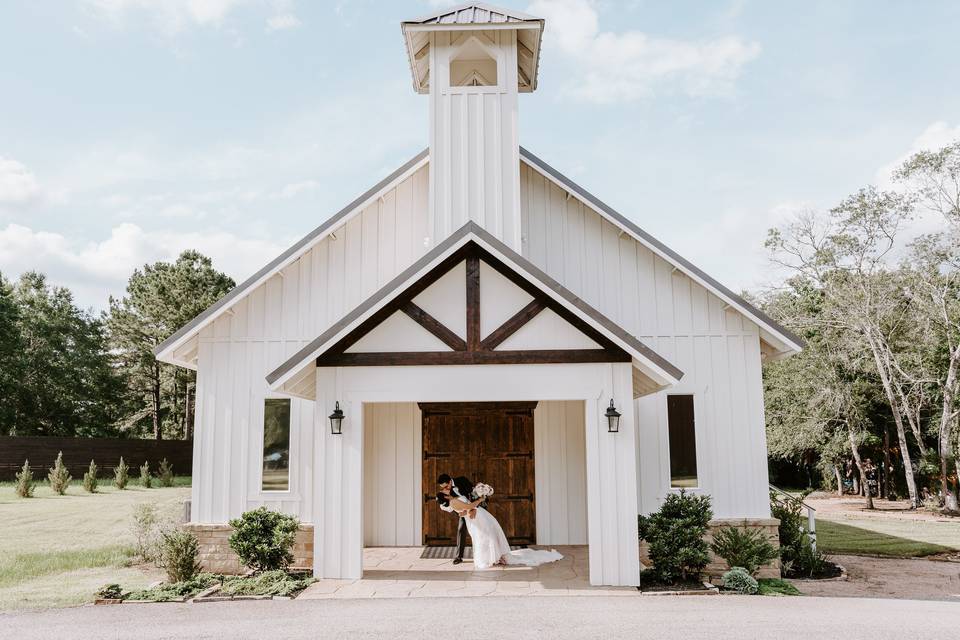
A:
420,402,536,546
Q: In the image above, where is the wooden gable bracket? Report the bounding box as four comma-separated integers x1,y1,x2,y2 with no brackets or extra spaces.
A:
315,242,631,367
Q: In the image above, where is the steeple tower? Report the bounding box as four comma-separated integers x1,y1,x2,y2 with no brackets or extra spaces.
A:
402,3,544,252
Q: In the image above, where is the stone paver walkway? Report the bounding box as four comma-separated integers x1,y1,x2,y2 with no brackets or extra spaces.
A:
299,545,639,599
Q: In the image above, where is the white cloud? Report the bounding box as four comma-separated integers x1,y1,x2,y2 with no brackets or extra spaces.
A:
0,156,42,207
266,12,300,32
527,0,760,103
875,121,960,188
84,0,247,34
276,179,318,199
0,222,287,309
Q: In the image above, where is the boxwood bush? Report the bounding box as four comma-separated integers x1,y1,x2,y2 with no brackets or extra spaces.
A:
228,507,300,572
638,490,713,584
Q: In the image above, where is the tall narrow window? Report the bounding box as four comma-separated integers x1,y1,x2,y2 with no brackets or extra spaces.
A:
262,398,291,491
667,395,698,488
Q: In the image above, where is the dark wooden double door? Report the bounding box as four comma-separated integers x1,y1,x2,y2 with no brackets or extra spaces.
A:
420,402,536,547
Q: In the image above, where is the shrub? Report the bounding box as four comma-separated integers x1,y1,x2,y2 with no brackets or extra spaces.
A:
114,457,129,489
124,574,217,602
131,503,162,562
82,459,99,493
721,567,758,595
139,461,152,488
14,459,34,498
770,490,828,577
220,570,316,597
710,526,779,576
47,451,72,495
638,490,713,583
159,529,202,583
96,584,123,600
228,507,300,572
158,458,174,487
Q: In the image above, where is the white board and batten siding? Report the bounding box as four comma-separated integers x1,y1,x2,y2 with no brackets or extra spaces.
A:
190,164,430,524
520,163,772,519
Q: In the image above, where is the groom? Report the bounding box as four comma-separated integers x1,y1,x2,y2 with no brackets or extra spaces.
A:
436,473,484,565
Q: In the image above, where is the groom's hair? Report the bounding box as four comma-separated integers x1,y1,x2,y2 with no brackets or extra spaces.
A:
437,473,451,485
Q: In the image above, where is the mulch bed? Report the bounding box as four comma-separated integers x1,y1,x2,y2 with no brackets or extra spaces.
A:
637,572,719,595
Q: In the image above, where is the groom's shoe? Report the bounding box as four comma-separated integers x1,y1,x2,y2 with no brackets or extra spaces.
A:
452,558,463,565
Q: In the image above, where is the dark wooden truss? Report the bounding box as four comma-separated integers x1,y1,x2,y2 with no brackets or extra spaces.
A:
315,242,630,367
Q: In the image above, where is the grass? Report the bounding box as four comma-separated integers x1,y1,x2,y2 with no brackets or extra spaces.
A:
0,477,191,610
815,519,958,557
757,578,800,596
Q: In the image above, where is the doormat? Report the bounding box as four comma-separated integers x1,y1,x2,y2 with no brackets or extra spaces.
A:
420,546,524,560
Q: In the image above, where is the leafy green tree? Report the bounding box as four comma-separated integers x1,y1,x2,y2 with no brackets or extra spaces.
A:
8,272,123,437
0,272,24,431
108,251,234,439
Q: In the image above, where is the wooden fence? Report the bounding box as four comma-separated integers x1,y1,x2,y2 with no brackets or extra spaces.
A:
0,436,193,481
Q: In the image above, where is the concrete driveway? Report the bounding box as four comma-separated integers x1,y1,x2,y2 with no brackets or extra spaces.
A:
3,595,959,640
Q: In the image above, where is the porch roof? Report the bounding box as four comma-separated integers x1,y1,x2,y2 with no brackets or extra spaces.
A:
267,222,683,399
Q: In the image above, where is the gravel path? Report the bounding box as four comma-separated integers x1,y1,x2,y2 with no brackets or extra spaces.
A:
3,595,960,640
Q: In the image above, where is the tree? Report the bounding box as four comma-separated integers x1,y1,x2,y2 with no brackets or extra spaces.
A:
767,190,924,506
7,272,123,437
108,251,234,439
0,272,24,431
897,142,960,511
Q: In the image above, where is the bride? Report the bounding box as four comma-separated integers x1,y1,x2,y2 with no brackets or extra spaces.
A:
439,491,563,569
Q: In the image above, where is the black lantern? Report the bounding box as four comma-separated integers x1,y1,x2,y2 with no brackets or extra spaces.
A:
328,402,344,435
605,399,621,433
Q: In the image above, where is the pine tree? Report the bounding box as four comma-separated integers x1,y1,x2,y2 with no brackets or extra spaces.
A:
48,451,71,495
158,458,174,487
83,459,99,493
114,456,129,490
14,459,34,498
108,251,233,440
139,461,152,488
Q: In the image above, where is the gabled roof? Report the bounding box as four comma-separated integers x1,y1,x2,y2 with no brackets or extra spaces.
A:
401,3,544,94
405,3,540,26
156,146,802,370
267,221,684,393
518,148,805,357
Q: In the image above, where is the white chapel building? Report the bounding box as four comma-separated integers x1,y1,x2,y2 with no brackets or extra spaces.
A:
155,3,802,587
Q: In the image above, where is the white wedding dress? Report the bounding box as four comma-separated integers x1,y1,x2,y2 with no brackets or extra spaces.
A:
456,496,563,569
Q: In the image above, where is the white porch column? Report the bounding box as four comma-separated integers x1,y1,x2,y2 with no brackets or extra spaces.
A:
584,362,641,586
312,368,364,579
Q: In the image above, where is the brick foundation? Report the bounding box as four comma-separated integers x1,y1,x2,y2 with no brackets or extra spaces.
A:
639,517,781,581
183,523,314,575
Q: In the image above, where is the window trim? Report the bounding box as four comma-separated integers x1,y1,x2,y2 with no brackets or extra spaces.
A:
665,391,702,492
256,394,297,497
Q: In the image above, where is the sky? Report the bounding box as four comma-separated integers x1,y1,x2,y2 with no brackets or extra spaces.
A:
1,0,958,311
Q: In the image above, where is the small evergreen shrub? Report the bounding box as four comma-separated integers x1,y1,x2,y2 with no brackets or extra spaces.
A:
158,458,174,487
721,566,759,595
638,490,713,584
47,451,72,495
139,461,152,488
220,570,316,597
131,503,162,562
14,459,34,498
710,526,779,575
96,584,123,600
114,457,129,490
228,507,300,571
770,490,828,578
82,459,99,493
159,529,202,583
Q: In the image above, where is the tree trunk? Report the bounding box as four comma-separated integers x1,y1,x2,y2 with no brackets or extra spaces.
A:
938,350,959,512
882,425,892,499
833,464,843,497
152,363,162,441
848,431,874,509
867,334,919,507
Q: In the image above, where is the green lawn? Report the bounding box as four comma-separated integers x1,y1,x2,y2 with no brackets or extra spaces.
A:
0,479,191,610
816,518,960,557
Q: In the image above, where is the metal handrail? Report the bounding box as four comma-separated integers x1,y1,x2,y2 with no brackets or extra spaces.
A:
770,484,817,552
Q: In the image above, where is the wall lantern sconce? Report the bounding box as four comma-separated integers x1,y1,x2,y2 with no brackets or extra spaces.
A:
605,399,621,433
328,402,345,435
